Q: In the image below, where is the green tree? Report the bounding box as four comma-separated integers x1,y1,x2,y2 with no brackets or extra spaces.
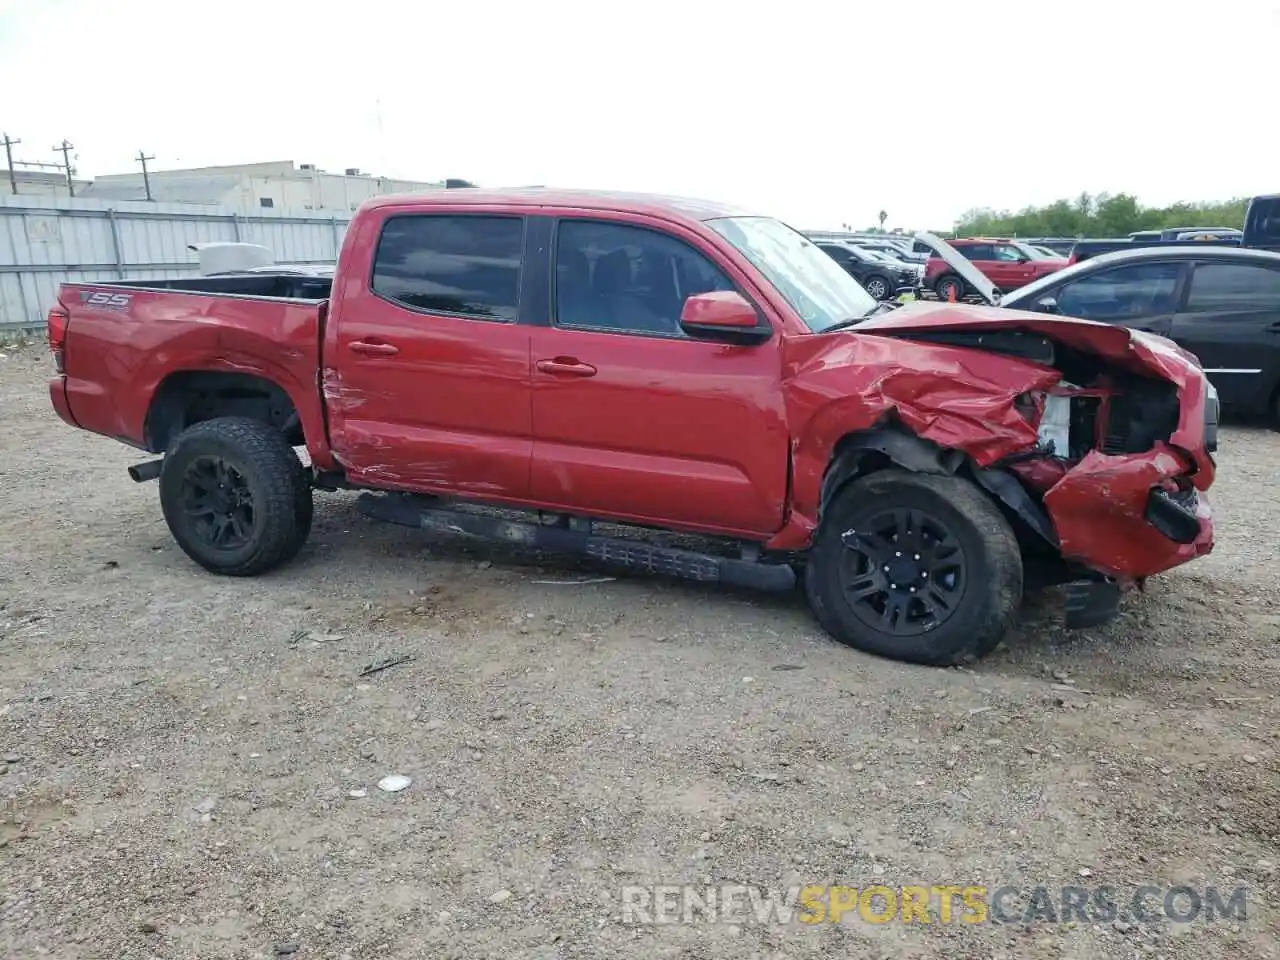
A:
953,192,1249,238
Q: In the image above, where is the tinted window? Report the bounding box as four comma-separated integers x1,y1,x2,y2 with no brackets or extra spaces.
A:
1055,261,1182,321
554,220,737,337
819,244,853,263
1184,262,1280,312
959,244,995,260
1245,197,1280,246
372,215,524,321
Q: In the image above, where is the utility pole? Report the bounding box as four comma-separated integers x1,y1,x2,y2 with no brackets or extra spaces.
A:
135,149,155,200
52,139,75,197
2,133,20,195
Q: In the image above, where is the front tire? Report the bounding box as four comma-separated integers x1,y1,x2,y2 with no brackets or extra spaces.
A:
159,417,313,576
804,470,1022,666
864,274,893,301
935,274,965,301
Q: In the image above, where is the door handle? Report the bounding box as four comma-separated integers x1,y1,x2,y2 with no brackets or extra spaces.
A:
536,358,597,377
349,340,399,357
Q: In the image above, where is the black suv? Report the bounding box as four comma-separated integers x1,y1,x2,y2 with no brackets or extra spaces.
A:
815,241,917,301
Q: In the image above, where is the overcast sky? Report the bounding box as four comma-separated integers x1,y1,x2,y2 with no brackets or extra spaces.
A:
1,0,1276,230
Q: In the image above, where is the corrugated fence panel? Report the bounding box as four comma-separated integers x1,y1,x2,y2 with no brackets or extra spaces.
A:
0,195,350,330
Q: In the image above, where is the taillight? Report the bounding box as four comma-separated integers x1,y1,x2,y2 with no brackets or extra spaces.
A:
47,306,68,374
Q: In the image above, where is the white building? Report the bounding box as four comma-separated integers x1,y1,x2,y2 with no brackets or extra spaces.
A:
3,168,92,198
80,160,449,212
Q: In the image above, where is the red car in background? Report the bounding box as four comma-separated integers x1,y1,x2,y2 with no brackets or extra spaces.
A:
922,237,1067,301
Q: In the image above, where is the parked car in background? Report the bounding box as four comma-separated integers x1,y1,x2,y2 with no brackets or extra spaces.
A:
919,234,1276,424
816,241,916,300
921,237,1067,300
1066,235,1248,265
1243,194,1280,252
853,238,928,264
1129,227,1242,242
1024,238,1079,256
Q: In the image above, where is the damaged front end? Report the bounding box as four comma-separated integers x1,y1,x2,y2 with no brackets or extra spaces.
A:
783,304,1217,628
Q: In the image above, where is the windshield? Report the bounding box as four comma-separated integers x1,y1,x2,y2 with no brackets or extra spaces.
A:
1008,240,1049,261
873,247,908,261
862,248,898,262
708,216,878,332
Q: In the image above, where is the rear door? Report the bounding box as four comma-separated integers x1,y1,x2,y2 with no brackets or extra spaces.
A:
1168,259,1280,413
957,242,998,287
324,209,534,496
528,214,789,536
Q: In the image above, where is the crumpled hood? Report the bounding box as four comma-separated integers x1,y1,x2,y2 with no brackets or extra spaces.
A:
848,301,1213,482
775,300,1215,579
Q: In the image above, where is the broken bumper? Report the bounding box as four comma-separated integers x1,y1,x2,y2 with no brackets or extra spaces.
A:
1057,484,1210,629
1042,447,1214,584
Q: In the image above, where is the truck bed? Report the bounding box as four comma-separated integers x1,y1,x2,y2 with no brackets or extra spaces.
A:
91,272,333,301
51,278,328,455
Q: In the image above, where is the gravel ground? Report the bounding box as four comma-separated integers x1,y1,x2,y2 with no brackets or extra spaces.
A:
1,342,1277,959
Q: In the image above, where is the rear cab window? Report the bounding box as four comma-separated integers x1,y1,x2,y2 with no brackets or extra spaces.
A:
371,214,525,321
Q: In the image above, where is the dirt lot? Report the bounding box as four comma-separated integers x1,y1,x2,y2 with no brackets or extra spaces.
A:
0,341,1277,960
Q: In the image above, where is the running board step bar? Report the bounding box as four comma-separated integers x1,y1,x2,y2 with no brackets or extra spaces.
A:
356,493,796,592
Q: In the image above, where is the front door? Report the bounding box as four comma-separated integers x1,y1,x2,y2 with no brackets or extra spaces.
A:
325,210,534,497
529,216,789,537
1049,259,1187,335
1168,259,1280,413
989,242,1039,290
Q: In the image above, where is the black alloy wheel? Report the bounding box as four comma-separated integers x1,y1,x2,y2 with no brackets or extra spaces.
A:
838,508,965,637
181,455,256,550
802,470,1023,665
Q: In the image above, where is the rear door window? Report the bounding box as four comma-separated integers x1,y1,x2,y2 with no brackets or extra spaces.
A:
1184,262,1280,312
1055,261,1184,320
959,244,995,261
371,214,525,321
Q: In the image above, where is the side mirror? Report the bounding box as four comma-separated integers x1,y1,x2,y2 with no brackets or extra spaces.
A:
679,291,771,343
1036,296,1059,314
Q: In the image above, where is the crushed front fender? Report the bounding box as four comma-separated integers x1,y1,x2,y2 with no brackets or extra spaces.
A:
771,303,1216,581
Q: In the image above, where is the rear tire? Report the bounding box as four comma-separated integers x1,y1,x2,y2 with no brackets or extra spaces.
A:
935,274,965,301
804,470,1022,666
159,417,313,576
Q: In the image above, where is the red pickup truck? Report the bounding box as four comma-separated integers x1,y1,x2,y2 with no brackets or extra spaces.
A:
46,188,1217,666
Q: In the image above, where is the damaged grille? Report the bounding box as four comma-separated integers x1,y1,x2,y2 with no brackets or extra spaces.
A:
1032,377,1180,461
1097,381,1180,455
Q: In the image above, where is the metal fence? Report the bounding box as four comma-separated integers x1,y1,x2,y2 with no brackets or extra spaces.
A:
0,195,351,331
